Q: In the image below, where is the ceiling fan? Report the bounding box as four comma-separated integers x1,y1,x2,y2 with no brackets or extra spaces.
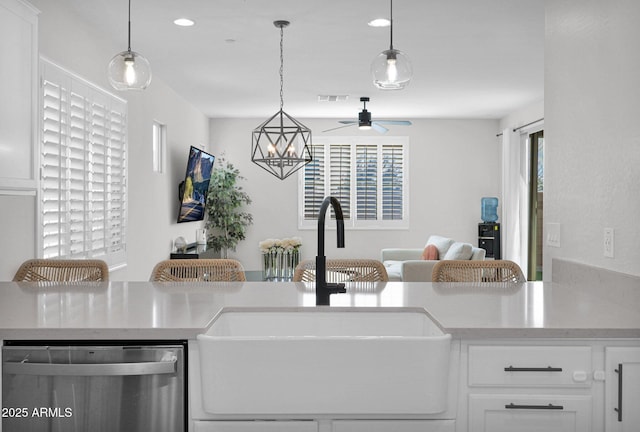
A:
323,97,412,134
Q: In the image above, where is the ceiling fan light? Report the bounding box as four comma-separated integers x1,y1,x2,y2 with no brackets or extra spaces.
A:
371,48,412,90
358,107,372,129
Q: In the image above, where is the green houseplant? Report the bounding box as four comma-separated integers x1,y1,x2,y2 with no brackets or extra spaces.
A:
205,156,253,257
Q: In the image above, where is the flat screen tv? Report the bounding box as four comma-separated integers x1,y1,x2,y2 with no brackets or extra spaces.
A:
177,146,216,223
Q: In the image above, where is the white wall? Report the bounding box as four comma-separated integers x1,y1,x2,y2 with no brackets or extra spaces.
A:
210,118,501,270
499,100,544,132
0,0,210,281
544,0,640,277
0,194,37,278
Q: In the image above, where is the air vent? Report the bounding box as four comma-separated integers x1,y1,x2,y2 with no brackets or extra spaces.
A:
318,95,349,102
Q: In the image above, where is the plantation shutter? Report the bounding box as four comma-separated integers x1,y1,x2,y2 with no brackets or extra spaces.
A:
40,59,128,268
329,143,351,220
41,71,69,259
299,137,408,229
303,143,326,219
381,144,404,220
355,144,378,220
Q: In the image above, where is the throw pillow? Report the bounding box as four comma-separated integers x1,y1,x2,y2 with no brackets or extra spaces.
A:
421,244,439,260
443,242,474,260
425,235,455,259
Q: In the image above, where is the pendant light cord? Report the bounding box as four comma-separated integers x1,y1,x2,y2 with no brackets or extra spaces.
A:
389,0,394,50
279,24,284,111
127,0,132,52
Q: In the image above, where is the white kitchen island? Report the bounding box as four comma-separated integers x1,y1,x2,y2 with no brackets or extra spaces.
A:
0,279,638,432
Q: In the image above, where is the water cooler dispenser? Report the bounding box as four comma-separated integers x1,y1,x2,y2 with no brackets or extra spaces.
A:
479,197,501,259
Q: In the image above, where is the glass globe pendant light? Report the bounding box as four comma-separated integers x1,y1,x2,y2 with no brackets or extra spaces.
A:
108,0,152,91
371,0,412,90
251,20,312,180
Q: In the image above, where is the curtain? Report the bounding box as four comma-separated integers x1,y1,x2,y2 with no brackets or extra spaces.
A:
501,128,530,278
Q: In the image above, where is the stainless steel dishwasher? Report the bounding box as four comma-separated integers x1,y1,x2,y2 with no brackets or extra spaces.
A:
2,342,185,432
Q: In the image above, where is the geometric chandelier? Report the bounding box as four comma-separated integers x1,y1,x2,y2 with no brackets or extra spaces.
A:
251,20,312,180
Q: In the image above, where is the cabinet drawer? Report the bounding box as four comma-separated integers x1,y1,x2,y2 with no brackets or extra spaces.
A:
469,346,591,387
194,421,318,432
468,394,592,432
332,420,455,432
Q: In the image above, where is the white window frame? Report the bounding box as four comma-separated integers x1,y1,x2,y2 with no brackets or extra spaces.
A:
38,57,128,270
298,136,409,230
152,120,166,173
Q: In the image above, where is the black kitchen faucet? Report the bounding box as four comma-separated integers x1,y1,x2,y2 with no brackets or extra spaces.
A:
315,196,346,306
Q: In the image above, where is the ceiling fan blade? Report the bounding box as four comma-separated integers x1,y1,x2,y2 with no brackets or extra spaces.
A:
373,120,412,125
371,122,389,134
322,123,356,133
338,120,358,125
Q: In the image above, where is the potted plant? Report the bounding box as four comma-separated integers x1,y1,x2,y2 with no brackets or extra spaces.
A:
205,156,253,257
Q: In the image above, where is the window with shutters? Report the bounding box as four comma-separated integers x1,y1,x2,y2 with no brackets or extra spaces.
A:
298,136,408,229
40,58,128,269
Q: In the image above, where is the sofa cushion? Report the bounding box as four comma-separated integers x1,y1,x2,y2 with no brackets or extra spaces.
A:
421,244,439,260
470,247,486,260
443,242,474,260
426,235,455,259
383,260,403,281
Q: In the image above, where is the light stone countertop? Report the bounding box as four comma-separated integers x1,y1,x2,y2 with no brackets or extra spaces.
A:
0,280,638,340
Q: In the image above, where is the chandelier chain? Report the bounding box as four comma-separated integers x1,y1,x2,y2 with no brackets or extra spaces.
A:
279,25,284,111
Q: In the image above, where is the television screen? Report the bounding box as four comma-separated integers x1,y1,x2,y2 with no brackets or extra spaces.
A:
177,146,216,223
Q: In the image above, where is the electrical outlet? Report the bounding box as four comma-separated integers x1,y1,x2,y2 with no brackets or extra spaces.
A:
604,228,614,258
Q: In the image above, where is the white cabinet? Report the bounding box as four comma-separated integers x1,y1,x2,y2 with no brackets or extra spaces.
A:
193,420,456,432
468,345,592,388
331,420,455,432
468,394,591,432
0,0,38,192
193,421,318,432
465,344,594,432
605,347,640,431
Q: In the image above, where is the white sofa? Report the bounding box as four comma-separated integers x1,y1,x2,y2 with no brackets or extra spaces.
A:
381,235,486,282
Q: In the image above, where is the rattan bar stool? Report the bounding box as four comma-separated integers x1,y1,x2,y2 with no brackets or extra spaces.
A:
293,259,388,283
431,260,526,283
149,259,246,282
13,259,109,282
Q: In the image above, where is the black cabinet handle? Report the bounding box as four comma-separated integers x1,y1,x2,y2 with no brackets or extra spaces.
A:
505,403,564,410
504,366,563,372
615,363,623,422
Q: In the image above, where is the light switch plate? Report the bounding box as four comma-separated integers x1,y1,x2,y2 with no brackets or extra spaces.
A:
604,228,614,258
546,223,561,248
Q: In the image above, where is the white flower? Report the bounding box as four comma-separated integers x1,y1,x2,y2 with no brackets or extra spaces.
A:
258,238,277,252
259,237,302,253
281,237,302,250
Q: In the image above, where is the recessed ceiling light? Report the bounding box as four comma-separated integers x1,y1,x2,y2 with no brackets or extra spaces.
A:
174,18,195,27
368,18,390,27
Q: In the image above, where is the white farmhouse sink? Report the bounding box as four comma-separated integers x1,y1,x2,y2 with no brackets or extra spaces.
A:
197,308,451,416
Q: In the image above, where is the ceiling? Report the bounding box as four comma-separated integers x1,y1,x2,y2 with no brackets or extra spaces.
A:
59,0,544,120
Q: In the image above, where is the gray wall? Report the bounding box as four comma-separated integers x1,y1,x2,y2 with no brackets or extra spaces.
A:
544,0,640,277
